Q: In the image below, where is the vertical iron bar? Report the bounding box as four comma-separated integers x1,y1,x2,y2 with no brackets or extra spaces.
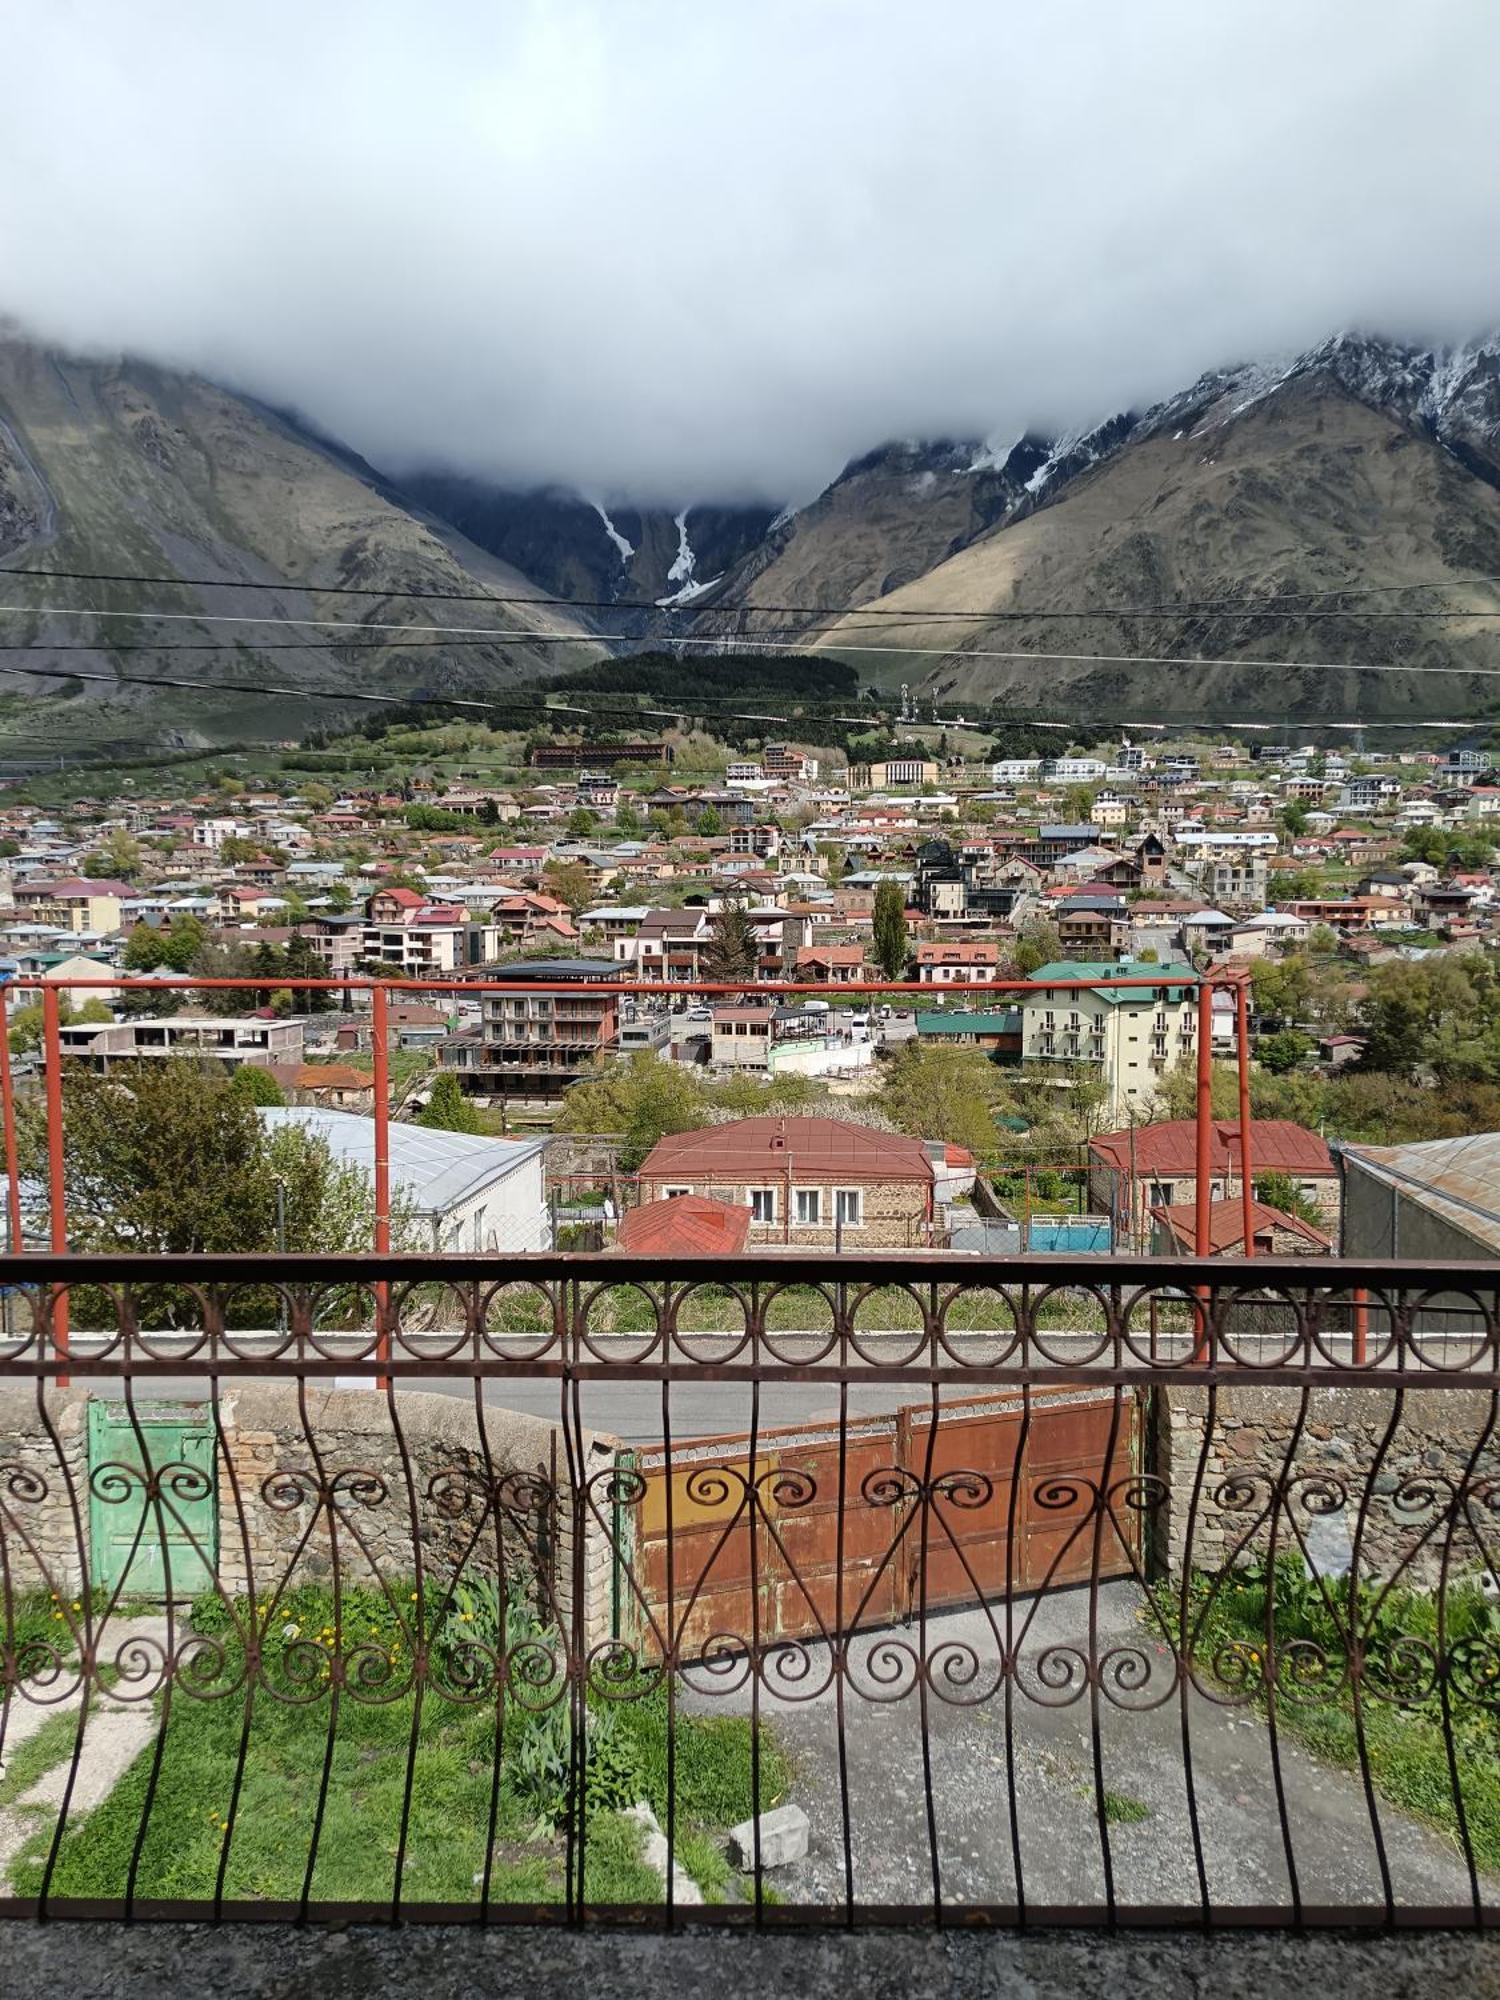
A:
1192,978,1214,1360
41,985,68,1386
1176,1384,1216,1925
834,1374,855,1925
1235,978,1255,1258
371,980,392,1387
0,982,23,1257
661,1373,677,1929
296,1372,340,1919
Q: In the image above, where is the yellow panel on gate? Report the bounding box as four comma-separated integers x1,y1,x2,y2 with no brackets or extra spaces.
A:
639,1455,778,1536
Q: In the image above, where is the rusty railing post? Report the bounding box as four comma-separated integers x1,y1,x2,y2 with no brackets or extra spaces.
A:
1193,975,1215,1358
372,981,391,1384
41,982,69,1383
1235,976,1255,1259
0,978,23,1258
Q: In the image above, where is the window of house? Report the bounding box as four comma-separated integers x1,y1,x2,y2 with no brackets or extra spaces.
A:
663,1187,690,1200
835,1188,862,1228
795,1188,822,1226
749,1188,776,1223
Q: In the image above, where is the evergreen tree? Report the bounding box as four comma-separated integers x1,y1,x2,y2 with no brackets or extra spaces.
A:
417,1071,483,1134
704,899,759,984
871,879,909,980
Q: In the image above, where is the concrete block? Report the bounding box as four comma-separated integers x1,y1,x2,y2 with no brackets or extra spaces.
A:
728,1803,809,1871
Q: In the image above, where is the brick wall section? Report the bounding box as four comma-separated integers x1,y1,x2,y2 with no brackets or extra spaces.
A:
1151,1385,1498,1588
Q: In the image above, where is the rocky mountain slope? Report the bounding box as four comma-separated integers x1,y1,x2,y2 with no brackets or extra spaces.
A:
391,471,776,620
4,326,1499,756
0,340,602,764
697,334,1500,722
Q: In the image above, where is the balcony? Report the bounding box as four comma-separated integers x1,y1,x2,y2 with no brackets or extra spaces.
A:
0,1249,1496,1936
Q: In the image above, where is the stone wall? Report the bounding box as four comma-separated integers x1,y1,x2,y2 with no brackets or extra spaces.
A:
0,1385,88,1595
0,1385,620,1646
1151,1384,1498,1589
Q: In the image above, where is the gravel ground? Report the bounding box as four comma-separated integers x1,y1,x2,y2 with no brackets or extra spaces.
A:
4,1919,1499,2000
686,1582,1491,1918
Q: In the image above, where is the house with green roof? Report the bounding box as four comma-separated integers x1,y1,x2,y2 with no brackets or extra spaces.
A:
1020,959,1201,1119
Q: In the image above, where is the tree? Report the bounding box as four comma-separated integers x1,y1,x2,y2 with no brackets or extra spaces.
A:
83,828,142,880
614,803,643,838
284,932,335,1012
1153,1057,1239,1121
542,860,594,917
1269,867,1323,902
871,879,909,980
879,1043,1004,1157
566,807,599,837
1250,952,1311,1024
1257,1028,1314,1075
1400,825,1497,872
1011,918,1062,979
704,900,760,985
21,1061,410,1308
695,806,723,837
230,1063,286,1106
555,1052,709,1172
123,922,169,972
417,1071,483,1134
1253,1172,1324,1229
190,940,261,1015
1280,801,1310,837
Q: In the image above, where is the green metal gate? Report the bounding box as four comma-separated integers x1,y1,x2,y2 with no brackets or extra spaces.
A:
86,1400,219,1598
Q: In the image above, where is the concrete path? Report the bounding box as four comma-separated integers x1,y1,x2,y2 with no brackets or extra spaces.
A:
688,1581,1491,1918
0,1615,170,1887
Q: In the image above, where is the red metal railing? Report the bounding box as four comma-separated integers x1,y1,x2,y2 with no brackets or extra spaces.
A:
4,966,1249,1276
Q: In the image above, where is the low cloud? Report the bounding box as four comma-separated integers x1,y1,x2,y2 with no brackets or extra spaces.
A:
4,0,1498,504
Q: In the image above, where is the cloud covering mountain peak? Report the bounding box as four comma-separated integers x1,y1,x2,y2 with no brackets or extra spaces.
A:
4,0,1498,504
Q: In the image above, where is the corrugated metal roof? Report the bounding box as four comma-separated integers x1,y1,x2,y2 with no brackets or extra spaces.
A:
1342,1132,1500,1254
258,1107,544,1217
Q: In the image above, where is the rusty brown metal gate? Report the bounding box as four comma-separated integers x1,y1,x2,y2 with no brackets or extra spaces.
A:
624,1386,1142,1653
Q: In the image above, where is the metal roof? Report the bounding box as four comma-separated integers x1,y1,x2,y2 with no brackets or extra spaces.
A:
639,1116,933,1185
258,1108,545,1218
1341,1132,1500,1254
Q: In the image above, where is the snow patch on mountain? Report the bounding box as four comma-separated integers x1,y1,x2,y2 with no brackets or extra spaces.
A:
667,508,696,585
591,501,634,566
655,571,722,607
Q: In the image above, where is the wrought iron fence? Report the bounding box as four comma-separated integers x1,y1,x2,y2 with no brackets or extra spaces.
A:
0,1251,1495,1930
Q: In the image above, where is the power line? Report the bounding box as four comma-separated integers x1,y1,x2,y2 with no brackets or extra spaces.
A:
3,602,1499,676
3,559,1500,620
2,659,1494,738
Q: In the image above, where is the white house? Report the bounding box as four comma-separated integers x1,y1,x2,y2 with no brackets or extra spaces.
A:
259,1107,550,1253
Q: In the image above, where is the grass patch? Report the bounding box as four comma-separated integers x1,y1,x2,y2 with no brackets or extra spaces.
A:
1161,1555,1500,1868
1099,1788,1152,1825
5,1583,787,1909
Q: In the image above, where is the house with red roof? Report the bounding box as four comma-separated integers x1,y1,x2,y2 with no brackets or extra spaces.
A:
1149,1196,1332,1257
636,1116,935,1248
1088,1117,1337,1242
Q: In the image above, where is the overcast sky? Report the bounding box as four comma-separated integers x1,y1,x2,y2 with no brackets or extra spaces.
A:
4,0,1499,505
